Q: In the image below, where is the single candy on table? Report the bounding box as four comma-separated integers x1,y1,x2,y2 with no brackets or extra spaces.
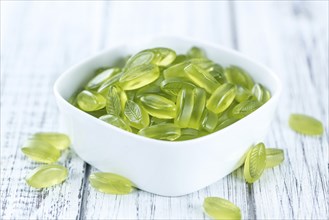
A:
203,197,242,220
21,139,61,163
32,132,70,150
244,142,266,183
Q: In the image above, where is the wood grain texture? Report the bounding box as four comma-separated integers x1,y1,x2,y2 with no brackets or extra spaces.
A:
1,1,328,219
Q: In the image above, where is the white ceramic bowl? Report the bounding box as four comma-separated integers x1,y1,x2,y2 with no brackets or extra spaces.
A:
54,36,281,196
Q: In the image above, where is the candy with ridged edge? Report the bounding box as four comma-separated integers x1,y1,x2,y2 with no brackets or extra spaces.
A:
99,114,132,132
201,110,218,132
85,68,121,90
252,83,271,103
106,86,122,116
138,123,181,141
184,63,220,93
139,94,176,119
175,88,194,128
206,83,236,114
188,88,206,129
160,78,196,97
244,142,266,183
230,100,261,119
119,64,160,90
97,72,123,95
124,100,149,129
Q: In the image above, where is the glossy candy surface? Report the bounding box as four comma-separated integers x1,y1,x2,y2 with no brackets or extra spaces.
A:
265,148,284,168
26,164,68,189
203,197,242,220
89,172,135,194
32,132,70,150
244,142,266,183
289,114,324,136
77,90,106,112
21,139,61,163
71,46,271,141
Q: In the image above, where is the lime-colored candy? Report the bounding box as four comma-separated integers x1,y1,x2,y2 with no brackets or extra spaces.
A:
106,86,122,116
184,63,220,93
85,68,121,90
77,90,106,112
175,88,194,128
32,132,70,150
244,142,266,183
97,72,122,95
138,123,181,141
119,64,160,90
187,46,206,58
140,94,176,119
26,164,68,189
160,78,196,96
224,66,254,90
209,64,225,83
201,110,218,132
176,128,200,141
289,114,324,136
163,61,190,79
252,83,271,103
265,148,284,168
206,83,236,114
125,50,155,69
21,139,61,163
99,114,132,132
171,54,187,66
230,100,261,119
89,172,135,195
188,88,206,129
203,197,242,220
215,118,238,131
235,86,253,103
124,100,149,129
148,47,176,67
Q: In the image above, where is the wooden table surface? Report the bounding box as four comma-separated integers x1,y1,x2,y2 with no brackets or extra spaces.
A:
1,1,328,219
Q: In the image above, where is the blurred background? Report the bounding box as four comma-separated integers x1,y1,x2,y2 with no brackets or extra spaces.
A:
1,1,328,219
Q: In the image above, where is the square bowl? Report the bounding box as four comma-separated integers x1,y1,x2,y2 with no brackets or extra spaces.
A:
53,36,281,196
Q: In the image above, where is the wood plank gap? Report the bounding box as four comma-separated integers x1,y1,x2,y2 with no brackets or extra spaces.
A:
78,163,91,220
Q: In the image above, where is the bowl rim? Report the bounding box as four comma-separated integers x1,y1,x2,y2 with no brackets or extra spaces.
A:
53,36,282,146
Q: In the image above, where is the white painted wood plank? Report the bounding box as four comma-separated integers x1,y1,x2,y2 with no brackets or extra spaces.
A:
234,1,328,219
1,2,106,219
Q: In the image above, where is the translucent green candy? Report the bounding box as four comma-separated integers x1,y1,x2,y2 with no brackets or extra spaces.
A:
72,46,272,141
140,94,176,119
106,86,122,116
85,68,121,90
235,86,253,103
252,83,271,103
244,142,266,183
184,63,220,93
97,72,122,95
125,50,155,69
224,66,254,90
148,47,176,66
230,100,261,119
124,100,149,129
32,132,70,150
187,46,206,59
188,88,206,129
203,197,242,220
77,90,106,112
26,164,68,189
201,110,218,132
175,88,194,128
119,64,160,90
21,139,61,163
89,172,135,195
99,114,132,132
289,114,324,136
206,83,236,114
160,78,196,96
265,148,284,168
138,123,181,141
